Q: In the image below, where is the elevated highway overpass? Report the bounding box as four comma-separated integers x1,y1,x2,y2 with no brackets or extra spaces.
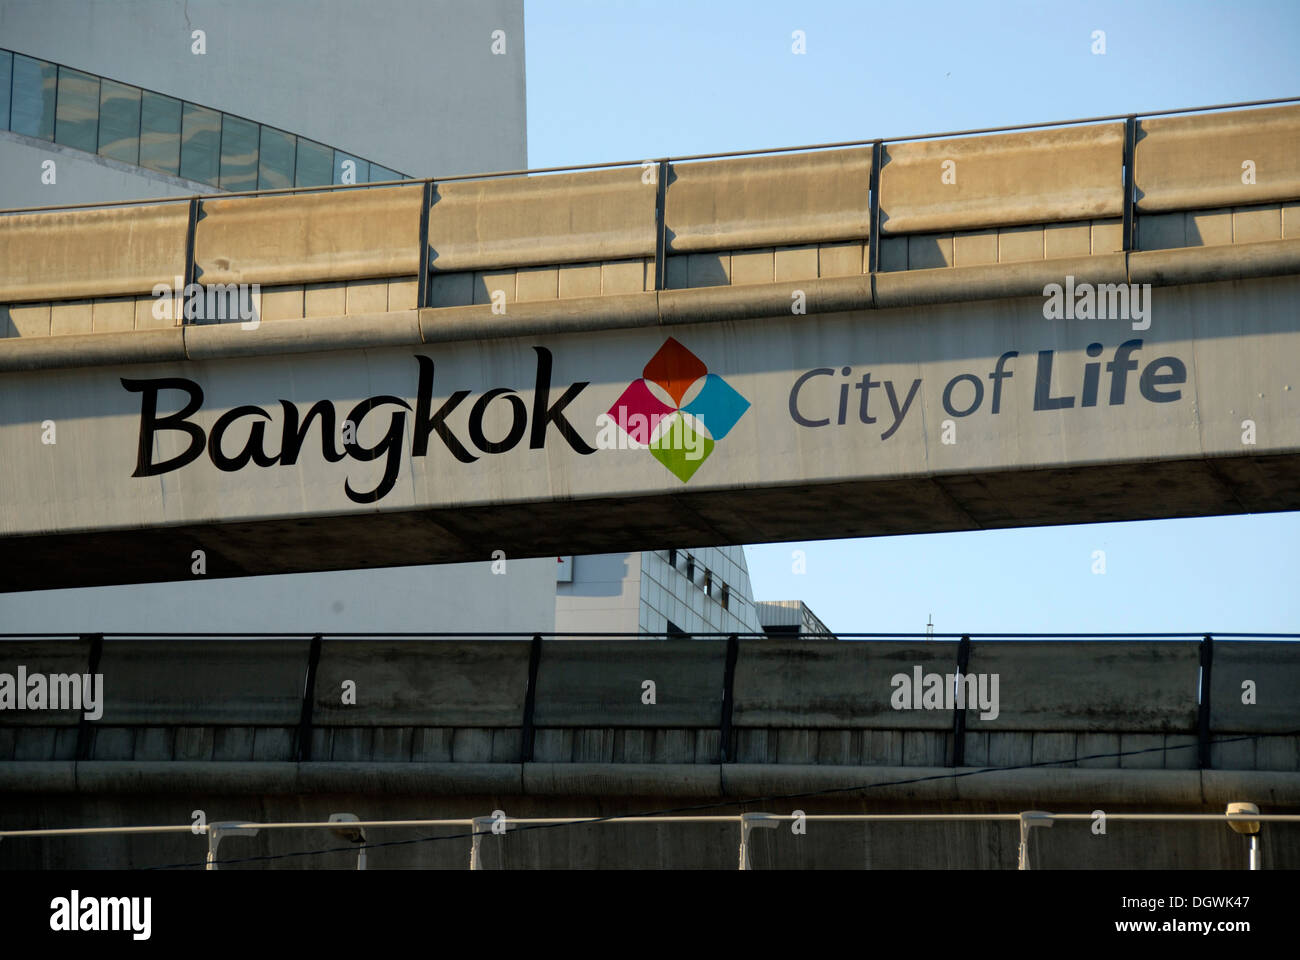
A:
1,101,1299,590
2,633,1297,868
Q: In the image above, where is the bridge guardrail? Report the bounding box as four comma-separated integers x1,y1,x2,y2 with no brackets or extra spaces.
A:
0,98,1298,338
2,634,1295,770
878,123,1125,235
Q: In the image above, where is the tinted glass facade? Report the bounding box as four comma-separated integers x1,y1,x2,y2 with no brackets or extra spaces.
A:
0,46,406,190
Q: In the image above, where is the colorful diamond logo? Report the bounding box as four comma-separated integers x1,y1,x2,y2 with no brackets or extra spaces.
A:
605,338,749,482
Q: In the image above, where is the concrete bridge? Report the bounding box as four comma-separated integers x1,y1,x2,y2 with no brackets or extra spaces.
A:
1,634,1297,868
1,102,1299,590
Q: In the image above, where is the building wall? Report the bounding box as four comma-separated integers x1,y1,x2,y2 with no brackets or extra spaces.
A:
555,547,763,636
0,561,559,634
639,546,762,636
554,553,644,635
0,0,527,179
0,131,217,209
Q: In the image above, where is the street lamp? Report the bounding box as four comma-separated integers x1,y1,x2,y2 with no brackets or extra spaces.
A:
329,813,368,870
1225,802,1260,870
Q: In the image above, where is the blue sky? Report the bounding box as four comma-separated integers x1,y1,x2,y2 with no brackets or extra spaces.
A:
525,0,1300,635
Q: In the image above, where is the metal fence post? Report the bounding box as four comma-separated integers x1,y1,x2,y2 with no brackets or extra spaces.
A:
738,813,778,870
653,159,669,291
1198,634,1214,769
1017,811,1054,870
718,634,739,763
469,814,500,870
205,822,259,871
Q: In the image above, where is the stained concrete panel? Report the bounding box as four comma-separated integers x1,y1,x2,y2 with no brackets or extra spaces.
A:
0,201,189,302
1136,105,1300,213
964,641,1200,732
429,168,655,272
96,639,309,725
732,641,958,729
196,186,423,286
881,124,1124,234
313,640,531,727
0,638,94,726
533,640,725,727
667,148,872,253
1210,640,1300,733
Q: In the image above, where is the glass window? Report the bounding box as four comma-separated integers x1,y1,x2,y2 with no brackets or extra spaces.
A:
55,67,100,153
294,137,332,187
258,126,295,189
98,80,141,164
219,113,258,191
333,151,369,185
179,102,220,185
369,164,401,183
0,51,12,131
139,91,181,175
11,54,56,140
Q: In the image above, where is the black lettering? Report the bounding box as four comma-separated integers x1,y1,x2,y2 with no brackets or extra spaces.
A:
1139,356,1186,403
342,396,411,504
412,356,477,463
529,346,595,454
789,368,833,427
1033,350,1075,410
942,373,983,418
121,377,206,477
468,388,528,454
208,405,278,471
279,399,346,465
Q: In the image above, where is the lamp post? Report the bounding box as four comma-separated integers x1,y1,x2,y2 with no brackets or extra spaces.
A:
1225,802,1260,870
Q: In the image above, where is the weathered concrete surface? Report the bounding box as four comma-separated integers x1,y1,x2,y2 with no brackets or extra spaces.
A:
532,640,726,727
880,124,1125,234
666,149,873,252
1136,105,1300,213
1,271,1298,590
964,642,1201,732
732,641,955,729
1210,641,1300,733
0,201,189,302
1,765,1296,869
3,637,1297,867
313,640,532,727
195,185,424,286
428,168,655,272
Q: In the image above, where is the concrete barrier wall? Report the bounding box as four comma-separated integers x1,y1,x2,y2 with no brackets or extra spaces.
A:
428,168,655,272
0,638,93,727
313,640,531,727
96,639,308,725
532,640,725,727
7,639,1294,769
1210,640,1300,733
965,641,1200,732
732,640,954,729
3,106,1299,329
195,185,424,286
665,149,873,253
1136,105,1300,213
0,202,189,302
879,124,1124,234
